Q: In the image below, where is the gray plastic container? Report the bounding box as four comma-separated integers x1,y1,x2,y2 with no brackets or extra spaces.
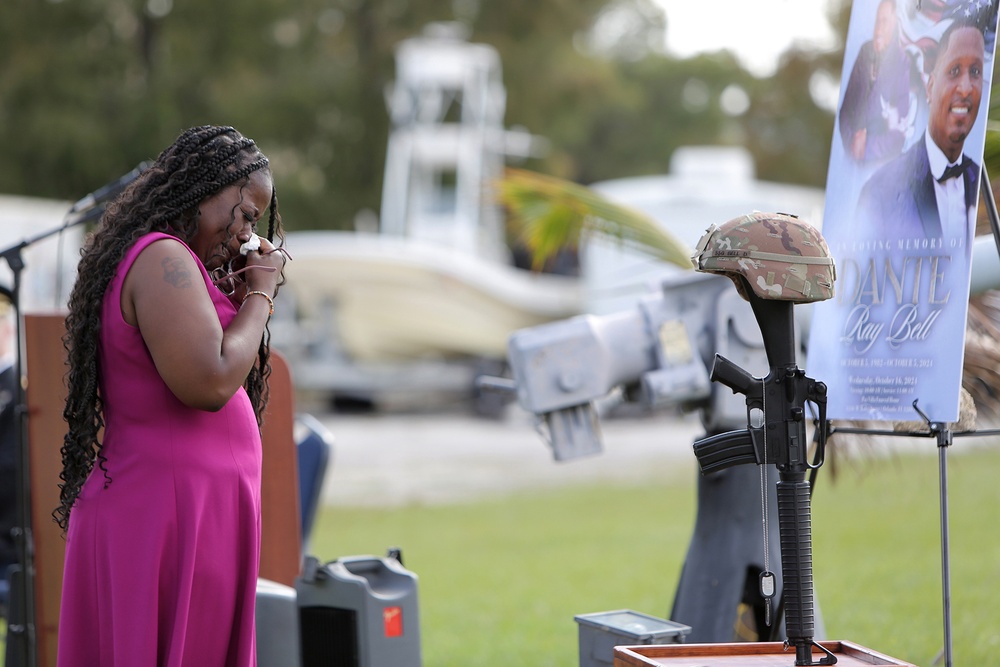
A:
296,554,421,667
574,609,690,667
255,578,302,667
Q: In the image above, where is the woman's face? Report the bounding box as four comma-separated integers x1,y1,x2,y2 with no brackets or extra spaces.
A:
189,168,273,272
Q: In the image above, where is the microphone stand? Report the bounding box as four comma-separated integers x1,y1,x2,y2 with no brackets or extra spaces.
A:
2,206,101,667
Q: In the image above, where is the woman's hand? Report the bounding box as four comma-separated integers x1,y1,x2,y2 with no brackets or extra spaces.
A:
236,235,286,300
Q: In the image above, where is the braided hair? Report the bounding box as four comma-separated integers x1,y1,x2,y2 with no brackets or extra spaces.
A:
54,125,284,533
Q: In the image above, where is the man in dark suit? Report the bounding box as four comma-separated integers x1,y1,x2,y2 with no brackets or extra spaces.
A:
856,17,987,240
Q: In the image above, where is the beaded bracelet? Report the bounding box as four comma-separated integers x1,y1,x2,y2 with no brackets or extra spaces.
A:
242,290,274,317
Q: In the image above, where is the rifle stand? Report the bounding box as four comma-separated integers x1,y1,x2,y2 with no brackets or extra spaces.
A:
684,290,836,666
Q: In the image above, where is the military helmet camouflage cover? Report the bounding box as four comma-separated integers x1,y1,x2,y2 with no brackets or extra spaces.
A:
691,211,836,303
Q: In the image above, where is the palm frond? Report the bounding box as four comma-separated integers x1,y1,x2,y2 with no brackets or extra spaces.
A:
496,167,694,272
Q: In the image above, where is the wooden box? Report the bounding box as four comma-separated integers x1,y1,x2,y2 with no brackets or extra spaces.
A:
613,641,916,666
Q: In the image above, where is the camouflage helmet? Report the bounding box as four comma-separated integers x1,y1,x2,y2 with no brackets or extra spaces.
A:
691,211,836,303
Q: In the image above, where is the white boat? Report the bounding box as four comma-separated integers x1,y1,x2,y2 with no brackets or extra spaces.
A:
274,24,581,409
282,231,580,362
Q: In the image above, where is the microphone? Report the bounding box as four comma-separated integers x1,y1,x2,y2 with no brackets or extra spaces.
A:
68,160,153,215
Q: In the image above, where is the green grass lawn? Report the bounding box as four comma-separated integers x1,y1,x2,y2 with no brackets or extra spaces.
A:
307,443,1000,667
3,443,997,666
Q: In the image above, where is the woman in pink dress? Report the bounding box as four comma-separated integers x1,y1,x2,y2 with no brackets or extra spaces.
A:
55,125,288,666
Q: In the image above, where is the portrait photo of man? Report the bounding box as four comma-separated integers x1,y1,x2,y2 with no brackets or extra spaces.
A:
855,14,991,240
809,0,1000,424
839,0,923,166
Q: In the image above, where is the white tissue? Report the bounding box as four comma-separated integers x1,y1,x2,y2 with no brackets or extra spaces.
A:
239,234,261,256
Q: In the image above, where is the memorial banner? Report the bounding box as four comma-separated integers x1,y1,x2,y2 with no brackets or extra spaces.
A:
808,0,999,422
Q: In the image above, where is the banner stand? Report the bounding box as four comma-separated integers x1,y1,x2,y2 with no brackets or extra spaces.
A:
830,402,1000,667
821,166,1000,667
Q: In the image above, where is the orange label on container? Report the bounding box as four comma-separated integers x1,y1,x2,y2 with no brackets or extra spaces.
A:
383,606,403,637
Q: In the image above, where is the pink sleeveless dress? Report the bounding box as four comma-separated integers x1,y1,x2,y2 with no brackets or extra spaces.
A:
58,232,262,666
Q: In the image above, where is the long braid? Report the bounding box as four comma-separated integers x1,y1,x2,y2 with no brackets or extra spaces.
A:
250,186,284,416
54,126,284,533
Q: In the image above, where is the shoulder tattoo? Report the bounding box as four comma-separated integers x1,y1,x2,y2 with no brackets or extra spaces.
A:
161,256,194,289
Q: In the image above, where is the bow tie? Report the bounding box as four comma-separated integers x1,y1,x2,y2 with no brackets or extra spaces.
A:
938,158,969,183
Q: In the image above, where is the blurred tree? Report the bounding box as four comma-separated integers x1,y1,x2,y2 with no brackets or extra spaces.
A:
0,0,850,233
744,48,837,188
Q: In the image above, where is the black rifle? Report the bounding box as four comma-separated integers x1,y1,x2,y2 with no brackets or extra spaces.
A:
692,290,836,666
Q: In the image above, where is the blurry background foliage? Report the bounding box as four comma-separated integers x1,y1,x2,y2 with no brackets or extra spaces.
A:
1,0,852,232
